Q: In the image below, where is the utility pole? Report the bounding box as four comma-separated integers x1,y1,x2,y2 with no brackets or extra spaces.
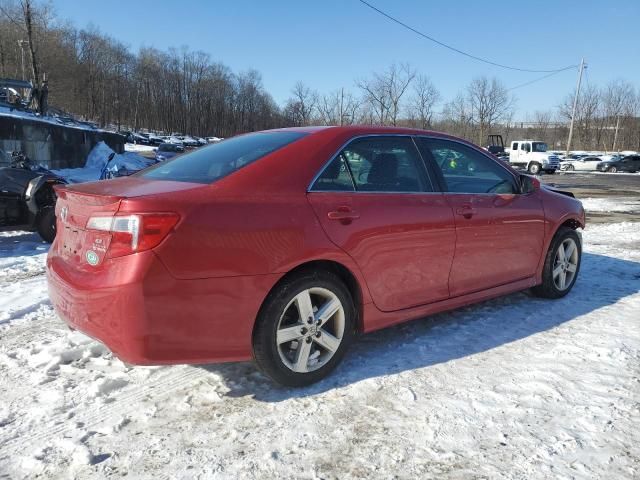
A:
565,58,586,155
612,114,621,153
17,40,26,80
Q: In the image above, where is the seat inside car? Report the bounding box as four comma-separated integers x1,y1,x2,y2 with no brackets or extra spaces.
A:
363,152,419,192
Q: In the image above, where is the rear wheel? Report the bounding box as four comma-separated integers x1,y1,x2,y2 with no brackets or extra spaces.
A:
532,227,581,299
528,162,541,175
36,206,56,243
253,270,355,387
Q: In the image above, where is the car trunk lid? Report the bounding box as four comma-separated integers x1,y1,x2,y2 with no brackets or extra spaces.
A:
53,177,202,269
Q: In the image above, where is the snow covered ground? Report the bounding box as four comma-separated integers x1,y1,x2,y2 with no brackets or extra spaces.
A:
0,214,639,478
125,143,157,154
580,197,640,213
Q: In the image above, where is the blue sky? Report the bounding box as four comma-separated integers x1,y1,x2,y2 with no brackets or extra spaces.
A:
54,0,639,120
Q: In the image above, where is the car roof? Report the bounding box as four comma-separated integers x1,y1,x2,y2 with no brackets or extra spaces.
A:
265,125,457,138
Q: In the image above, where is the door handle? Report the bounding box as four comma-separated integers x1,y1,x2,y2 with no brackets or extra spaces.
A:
455,206,477,219
328,207,360,223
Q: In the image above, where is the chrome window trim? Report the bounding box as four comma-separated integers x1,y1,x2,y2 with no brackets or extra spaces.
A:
310,190,445,195
307,134,436,194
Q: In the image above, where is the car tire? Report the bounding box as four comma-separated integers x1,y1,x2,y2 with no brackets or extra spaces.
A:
253,269,356,387
531,227,582,299
528,163,541,175
36,205,57,243
609,166,617,173
566,164,574,171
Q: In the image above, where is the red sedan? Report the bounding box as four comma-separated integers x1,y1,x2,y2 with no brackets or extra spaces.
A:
47,126,585,386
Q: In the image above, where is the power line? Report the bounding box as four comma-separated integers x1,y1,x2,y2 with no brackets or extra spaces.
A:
358,0,579,74
507,66,577,91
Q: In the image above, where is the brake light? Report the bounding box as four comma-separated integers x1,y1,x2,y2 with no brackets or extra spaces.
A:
86,213,179,258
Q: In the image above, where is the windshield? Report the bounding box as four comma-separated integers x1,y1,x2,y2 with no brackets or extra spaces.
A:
139,131,306,183
532,142,548,152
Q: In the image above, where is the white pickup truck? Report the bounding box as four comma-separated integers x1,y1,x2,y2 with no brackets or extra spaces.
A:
508,141,560,174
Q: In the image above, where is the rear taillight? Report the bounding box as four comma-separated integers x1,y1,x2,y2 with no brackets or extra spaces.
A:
86,213,179,258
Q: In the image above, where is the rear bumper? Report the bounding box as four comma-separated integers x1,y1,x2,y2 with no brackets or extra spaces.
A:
47,250,282,365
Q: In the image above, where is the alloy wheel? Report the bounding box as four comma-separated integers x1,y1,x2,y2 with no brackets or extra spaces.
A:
552,238,579,291
276,287,345,373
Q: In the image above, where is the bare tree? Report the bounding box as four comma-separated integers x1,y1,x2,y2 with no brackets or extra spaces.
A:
441,93,473,140
532,110,553,140
386,63,415,126
408,74,440,129
601,80,635,150
283,81,317,126
466,76,515,145
357,71,390,125
317,88,360,125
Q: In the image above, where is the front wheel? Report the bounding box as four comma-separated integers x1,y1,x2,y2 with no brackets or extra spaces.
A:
532,227,582,299
253,270,355,386
608,166,617,173
565,164,575,171
528,163,541,175
36,206,57,243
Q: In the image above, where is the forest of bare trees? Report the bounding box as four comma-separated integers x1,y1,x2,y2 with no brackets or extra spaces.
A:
1,0,639,150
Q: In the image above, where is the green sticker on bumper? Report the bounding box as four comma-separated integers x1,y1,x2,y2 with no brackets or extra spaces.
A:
86,250,99,266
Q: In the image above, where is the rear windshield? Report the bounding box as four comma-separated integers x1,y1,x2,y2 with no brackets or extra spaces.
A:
139,131,306,183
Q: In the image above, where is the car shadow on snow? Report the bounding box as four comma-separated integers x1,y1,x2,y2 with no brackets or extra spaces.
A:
0,231,50,258
197,252,640,402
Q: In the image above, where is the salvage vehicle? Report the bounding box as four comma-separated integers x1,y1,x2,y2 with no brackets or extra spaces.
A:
155,143,184,162
509,140,560,174
1,151,67,242
595,155,640,173
485,134,509,160
560,155,603,171
47,126,585,386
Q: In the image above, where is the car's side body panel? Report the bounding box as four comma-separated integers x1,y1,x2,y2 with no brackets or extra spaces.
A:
308,191,456,311
443,191,545,296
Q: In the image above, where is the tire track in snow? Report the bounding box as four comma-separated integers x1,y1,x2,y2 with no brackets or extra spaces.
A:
0,366,208,455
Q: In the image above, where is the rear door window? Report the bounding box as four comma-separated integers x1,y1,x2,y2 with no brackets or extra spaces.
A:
344,136,432,192
140,131,306,183
311,155,355,191
311,136,432,193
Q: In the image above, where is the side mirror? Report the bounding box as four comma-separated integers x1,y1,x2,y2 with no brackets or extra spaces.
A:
520,174,540,194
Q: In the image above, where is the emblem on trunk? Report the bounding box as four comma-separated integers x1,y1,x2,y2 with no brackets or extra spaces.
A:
86,250,99,266
60,206,68,223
